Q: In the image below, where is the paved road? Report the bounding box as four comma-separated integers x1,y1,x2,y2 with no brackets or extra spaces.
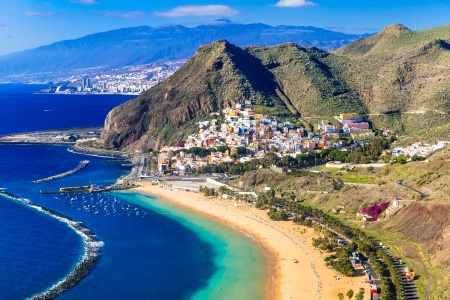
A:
317,221,420,299
396,179,427,198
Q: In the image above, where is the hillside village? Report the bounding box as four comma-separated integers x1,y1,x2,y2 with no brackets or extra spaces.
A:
157,104,376,174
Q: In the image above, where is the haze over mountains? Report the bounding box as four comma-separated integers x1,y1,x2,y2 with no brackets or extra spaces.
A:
0,18,368,82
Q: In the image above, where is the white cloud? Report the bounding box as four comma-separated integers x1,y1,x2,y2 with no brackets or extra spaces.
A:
0,25,10,31
102,10,146,19
274,0,316,7
24,11,53,17
155,5,239,17
70,0,97,4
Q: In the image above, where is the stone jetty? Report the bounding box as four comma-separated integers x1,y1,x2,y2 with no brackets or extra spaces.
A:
33,160,90,183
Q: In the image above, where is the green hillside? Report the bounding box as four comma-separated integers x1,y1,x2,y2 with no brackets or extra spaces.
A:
336,24,450,57
247,44,367,116
333,24,450,115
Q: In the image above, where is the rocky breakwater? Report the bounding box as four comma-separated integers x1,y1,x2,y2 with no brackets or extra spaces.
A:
71,141,130,159
33,160,90,183
0,190,102,300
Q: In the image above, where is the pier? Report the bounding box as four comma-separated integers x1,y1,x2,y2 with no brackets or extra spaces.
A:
39,184,135,195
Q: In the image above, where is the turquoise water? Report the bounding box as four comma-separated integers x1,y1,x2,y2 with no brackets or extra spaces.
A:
121,192,269,300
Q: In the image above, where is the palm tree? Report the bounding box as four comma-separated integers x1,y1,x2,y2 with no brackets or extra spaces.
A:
218,185,228,194
337,292,344,300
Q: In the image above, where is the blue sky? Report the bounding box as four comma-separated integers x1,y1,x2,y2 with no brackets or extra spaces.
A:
0,0,449,56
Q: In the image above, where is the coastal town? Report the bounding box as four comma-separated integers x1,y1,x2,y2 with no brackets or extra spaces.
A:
39,61,185,95
156,105,376,174
151,104,449,176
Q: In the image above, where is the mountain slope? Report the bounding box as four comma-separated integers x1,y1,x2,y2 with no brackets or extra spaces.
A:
101,40,291,150
332,24,450,114
336,24,450,57
101,23,450,150
248,44,367,116
101,40,368,150
0,20,367,81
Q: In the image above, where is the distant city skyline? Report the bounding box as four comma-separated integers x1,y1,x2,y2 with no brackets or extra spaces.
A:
0,0,449,56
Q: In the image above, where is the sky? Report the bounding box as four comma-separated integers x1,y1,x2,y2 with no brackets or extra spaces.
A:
0,0,449,56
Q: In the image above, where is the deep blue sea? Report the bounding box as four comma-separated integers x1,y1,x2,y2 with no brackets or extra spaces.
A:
0,84,135,135
0,84,266,300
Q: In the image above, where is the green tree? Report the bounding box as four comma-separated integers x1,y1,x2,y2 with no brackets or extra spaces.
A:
357,288,365,300
236,146,247,155
360,156,371,164
346,289,354,300
396,154,407,164
230,152,240,160
411,155,425,161
380,154,392,163
267,208,288,221
216,146,230,153
218,185,232,195
338,292,344,300
281,155,296,167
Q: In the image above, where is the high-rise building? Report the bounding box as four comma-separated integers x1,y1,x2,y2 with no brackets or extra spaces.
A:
81,77,90,91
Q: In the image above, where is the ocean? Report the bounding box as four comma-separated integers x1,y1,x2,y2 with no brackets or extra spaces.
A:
0,84,267,299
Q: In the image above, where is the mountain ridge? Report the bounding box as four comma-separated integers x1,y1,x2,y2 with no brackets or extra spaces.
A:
0,21,368,81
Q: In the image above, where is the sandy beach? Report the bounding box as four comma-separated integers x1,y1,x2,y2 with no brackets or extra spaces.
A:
133,182,369,300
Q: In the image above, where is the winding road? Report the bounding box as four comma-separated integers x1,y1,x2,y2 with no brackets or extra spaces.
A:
396,179,428,198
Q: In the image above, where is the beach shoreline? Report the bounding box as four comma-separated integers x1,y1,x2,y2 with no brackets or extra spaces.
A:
130,184,278,300
133,182,370,300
